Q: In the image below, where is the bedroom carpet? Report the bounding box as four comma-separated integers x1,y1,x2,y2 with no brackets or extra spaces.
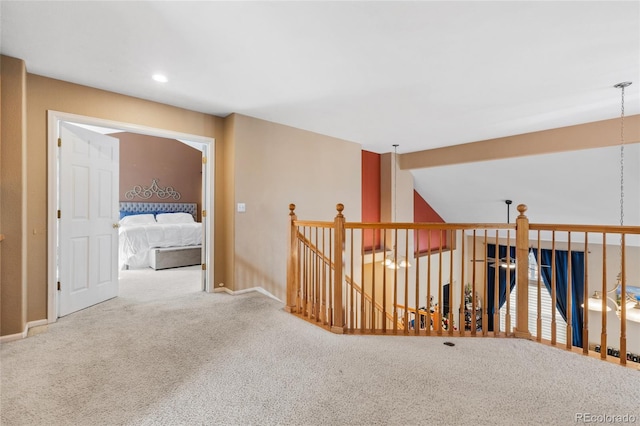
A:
1,266,639,426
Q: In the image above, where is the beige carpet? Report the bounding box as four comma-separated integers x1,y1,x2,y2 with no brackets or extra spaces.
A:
1,266,639,426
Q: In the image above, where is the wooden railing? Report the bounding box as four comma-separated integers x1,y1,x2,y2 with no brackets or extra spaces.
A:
286,203,640,368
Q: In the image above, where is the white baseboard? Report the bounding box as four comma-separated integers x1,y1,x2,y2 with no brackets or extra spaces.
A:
0,319,48,343
214,286,282,302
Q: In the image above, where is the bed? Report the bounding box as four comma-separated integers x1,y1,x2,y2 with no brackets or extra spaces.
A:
118,202,202,270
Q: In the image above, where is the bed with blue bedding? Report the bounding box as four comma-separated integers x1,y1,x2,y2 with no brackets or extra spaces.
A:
118,202,202,270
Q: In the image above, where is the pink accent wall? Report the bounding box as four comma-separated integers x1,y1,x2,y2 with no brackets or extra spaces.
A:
362,150,381,249
414,190,447,254
116,132,202,215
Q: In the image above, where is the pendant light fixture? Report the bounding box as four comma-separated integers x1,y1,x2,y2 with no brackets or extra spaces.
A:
383,144,410,269
583,81,640,322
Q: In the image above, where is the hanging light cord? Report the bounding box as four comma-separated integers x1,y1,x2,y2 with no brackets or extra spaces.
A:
614,81,631,287
619,84,626,229
393,144,398,223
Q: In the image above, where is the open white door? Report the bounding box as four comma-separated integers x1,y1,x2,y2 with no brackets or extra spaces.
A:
58,122,119,316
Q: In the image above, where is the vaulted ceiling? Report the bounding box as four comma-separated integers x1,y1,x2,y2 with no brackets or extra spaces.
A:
2,1,638,225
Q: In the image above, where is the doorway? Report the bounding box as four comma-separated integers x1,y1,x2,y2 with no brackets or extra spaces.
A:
47,111,215,322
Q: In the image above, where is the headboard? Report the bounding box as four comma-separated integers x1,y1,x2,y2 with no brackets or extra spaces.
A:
119,202,198,221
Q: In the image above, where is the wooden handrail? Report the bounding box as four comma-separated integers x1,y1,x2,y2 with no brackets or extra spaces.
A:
530,223,640,233
293,220,334,228
286,203,640,369
346,222,516,230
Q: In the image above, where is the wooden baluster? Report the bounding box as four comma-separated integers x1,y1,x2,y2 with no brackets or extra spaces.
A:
536,232,542,342
551,231,557,346
493,230,499,337
374,228,378,332
582,232,589,355
329,226,333,326
459,230,465,337
438,229,443,335
360,231,376,331
286,204,299,313
620,234,627,365
331,204,346,334
448,229,454,335
566,232,573,349
415,229,420,336
426,229,432,336
404,229,409,334
349,228,354,331
393,228,398,334
482,230,488,336
505,230,511,336
302,226,308,317
378,229,387,333
471,230,477,336
317,227,322,323
601,233,607,360
515,204,530,338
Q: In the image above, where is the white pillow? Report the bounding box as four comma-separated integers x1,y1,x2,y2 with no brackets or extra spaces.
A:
156,212,195,224
119,214,156,226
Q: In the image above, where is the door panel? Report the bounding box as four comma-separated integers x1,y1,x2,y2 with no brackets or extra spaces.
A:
59,122,119,316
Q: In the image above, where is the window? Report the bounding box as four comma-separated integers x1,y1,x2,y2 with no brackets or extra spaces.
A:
499,252,567,343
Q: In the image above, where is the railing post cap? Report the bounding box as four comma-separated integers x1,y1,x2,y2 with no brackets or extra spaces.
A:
517,204,527,217
289,203,296,215
336,203,344,214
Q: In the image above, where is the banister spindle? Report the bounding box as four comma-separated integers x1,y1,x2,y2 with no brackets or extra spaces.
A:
286,204,298,313
332,204,346,334
514,204,531,338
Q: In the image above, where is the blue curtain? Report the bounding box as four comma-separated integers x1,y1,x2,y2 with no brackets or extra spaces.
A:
486,244,516,331
536,249,585,348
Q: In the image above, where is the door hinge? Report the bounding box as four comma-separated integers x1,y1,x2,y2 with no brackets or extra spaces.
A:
58,138,62,147
57,210,61,219
202,210,207,217
202,156,207,164
57,281,61,291
202,263,207,271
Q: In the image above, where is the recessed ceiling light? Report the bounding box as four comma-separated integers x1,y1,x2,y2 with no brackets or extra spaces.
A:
152,74,168,83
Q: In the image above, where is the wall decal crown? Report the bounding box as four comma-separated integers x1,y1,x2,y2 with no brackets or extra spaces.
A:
124,179,181,200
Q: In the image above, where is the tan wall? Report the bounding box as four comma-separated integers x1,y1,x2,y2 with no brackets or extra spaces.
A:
1,56,27,335
2,61,364,334
229,114,362,300
117,132,202,217
21,73,226,324
218,114,236,288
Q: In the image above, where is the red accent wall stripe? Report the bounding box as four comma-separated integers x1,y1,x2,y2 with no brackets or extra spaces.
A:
362,150,381,250
414,190,447,253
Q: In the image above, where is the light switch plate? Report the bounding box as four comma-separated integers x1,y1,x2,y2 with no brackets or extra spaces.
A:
237,203,246,213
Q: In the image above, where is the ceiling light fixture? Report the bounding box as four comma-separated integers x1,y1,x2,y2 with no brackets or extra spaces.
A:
152,73,168,83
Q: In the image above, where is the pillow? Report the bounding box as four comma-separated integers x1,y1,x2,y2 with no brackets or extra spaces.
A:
155,212,195,224
119,214,156,226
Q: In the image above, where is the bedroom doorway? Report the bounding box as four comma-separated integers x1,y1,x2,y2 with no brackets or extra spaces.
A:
47,111,215,322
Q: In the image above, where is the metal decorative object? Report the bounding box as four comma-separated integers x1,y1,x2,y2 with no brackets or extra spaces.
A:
124,179,181,200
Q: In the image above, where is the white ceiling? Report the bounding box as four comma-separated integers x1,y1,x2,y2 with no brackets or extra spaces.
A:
1,1,639,226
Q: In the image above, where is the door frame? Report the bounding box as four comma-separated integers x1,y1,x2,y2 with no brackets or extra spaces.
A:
47,110,215,323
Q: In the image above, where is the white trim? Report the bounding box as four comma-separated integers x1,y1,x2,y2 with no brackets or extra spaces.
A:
0,319,49,343
214,286,282,303
47,110,215,323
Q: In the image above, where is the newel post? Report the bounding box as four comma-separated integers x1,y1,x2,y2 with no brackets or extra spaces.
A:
285,204,298,313
332,203,346,334
514,204,532,339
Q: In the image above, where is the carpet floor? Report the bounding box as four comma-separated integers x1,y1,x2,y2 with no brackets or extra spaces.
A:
1,266,639,426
